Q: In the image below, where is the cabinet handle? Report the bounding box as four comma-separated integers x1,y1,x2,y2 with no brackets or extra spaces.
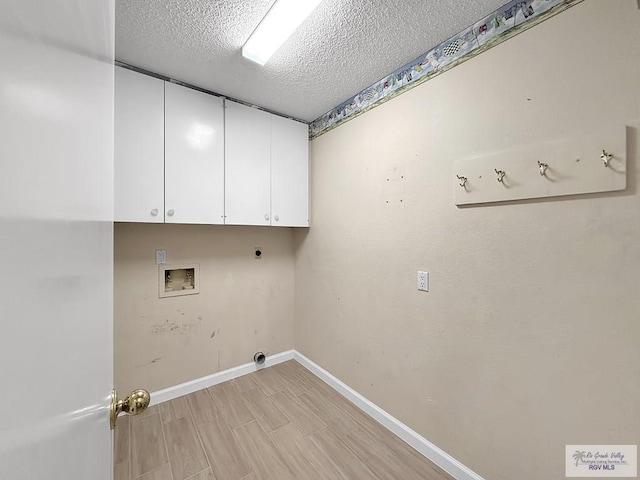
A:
167,209,175,217
264,214,269,221
150,209,159,217
274,215,279,222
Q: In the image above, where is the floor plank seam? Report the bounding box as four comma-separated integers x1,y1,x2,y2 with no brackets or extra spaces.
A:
186,393,214,480
158,412,175,480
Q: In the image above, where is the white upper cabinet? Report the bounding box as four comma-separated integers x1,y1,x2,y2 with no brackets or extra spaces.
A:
224,100,271,226
165,82,224,224
115,70,308,227
271,115,309,227
115,67,164,222
224,100,309,227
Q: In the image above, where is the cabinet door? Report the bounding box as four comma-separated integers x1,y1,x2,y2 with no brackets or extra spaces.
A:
271,115,309,227
114,67,164,222
165,82,224,224
224,100,271,226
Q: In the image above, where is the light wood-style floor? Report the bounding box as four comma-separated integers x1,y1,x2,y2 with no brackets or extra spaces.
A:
114,360,454,480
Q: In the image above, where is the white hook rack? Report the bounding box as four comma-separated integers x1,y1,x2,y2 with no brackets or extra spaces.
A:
454,127,626,206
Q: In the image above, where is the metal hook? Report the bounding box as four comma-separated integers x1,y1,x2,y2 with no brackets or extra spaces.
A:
495,169,505,183
456,175,468,188
537,161,549,176
600,149,612,167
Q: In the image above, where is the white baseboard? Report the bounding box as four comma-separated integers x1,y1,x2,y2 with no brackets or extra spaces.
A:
293,351,484,480
150,348,482,480
149,349,294,405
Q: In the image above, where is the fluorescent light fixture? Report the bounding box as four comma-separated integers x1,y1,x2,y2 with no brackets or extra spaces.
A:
242,0,323,65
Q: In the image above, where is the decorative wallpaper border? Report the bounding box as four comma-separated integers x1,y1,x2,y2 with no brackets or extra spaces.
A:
309,0,583,139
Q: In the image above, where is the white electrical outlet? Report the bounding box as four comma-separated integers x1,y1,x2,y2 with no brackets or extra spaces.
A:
417,271,429,292
155,249,167,265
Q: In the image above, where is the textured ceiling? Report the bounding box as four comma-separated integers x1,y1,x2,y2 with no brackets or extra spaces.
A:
116,0,506,122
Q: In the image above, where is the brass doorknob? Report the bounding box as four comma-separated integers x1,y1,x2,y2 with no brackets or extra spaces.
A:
110,388,151,429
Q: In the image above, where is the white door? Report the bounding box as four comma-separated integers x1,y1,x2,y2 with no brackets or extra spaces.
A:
271,115,309,227
224,100,271,226
115,67,165,223
165,82,225,224
0,1,115,479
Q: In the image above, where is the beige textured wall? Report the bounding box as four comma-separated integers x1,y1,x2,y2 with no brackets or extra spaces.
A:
294,2,640,479
114,223,294,394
